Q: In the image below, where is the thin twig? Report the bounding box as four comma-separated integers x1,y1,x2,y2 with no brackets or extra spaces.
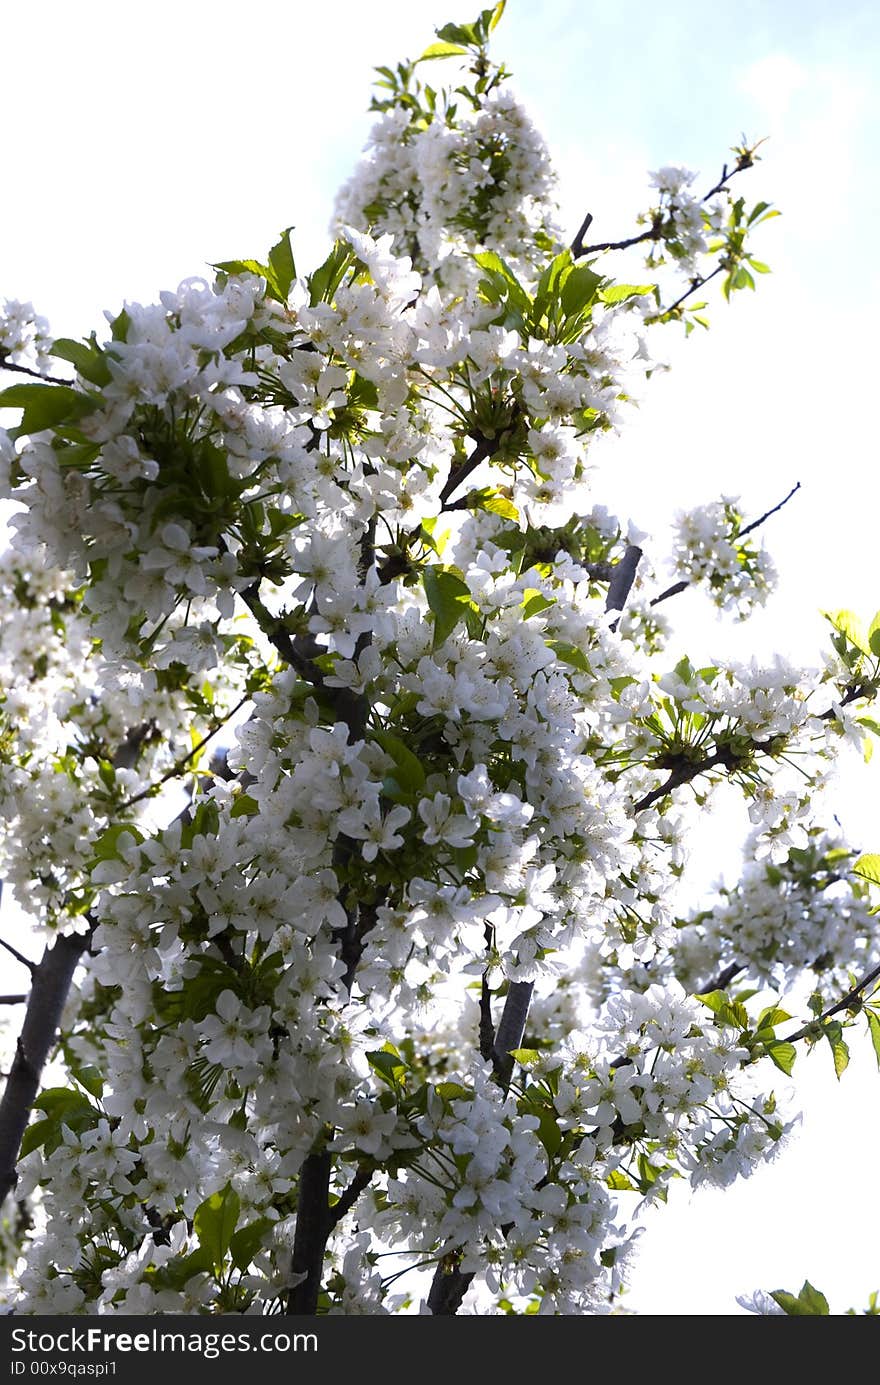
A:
117,693,250,810
328,1163,373,1229
738,481,801,539
570,153,757,261
785,961,880,1045
650,481,801,608
0,937,35,976
658,261,724,319
0,996,27,1006
0,357,73,388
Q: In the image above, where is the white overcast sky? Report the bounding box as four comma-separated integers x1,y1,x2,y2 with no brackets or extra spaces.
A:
2,0,880,1315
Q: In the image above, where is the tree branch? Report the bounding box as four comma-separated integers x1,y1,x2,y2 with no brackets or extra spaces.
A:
0,923,96,1202
657,261,724,319
650,481,801,608
439,434,496,507
700,961,745,994
287,1148,332,1314
117,693,250,810
784,961,880,1045
0,357,72,388
328,1162,373,1229
491,980,534,1091
0,936,36,977
738,481,801,540
570,152,758,262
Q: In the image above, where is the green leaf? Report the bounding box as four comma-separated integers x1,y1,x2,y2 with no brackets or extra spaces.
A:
765,1041,796,1076
822,608,872,657
229,1217,274,1271
109,308,131,342
770,1281,830,1315
605,1169,635,1191
418,41,468,60
866,1010,880,1069
308,242,354,306
71,1063,104,1099
373,729,426,793
547,640,590,674
0,383,96,436
560,264,602,317
521,590,555,619
509,1048,541,1068
423,566,475,650
213,257,270,282
267,227,296,300
757,1005,792,1029
467,486,519,521
367,1045,407,1089
89,823,144,866
473,251,532,313
599,283,654,305
436,21,477,46
194,1184,241,1270
824,1022,850,1079
434,1081,472,1103
230,793,259,819
694,990,748,1029
19,1118,54,1159
853,854,880,887
488,1,506,32
150,1246,213,1291
51,337,112,387
868,610,880,657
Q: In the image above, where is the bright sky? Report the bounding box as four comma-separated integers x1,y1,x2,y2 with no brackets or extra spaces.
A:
2,0,880,1315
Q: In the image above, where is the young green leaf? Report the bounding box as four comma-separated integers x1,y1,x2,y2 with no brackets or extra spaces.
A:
770,1281,830,1315
194,1184,241,1270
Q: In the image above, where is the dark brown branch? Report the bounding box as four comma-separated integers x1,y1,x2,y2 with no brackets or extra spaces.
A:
0,924,95,1202
633,750,727,814
428,1253,473,1315
571,152,757,262
439,434,495,507
328,1163,373,1229
286,1152,373,1315
572,224,660,259
738,481,801,540
0,357,72,388
650,578,690,609
651,481,801,608
117,694,250,810
700,151,760,205
785,960,880,1045
700,961,745,994
491,980,534,1091
606,544,643,627
0,996,27,1006
658,261,724,319
479,973,496,1063
287,1149,332,1314
570,212,594,259
0,936,36,976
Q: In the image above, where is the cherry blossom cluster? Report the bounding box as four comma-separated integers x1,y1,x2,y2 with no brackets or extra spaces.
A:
0,8,873,1319
672,829,878,997
0,300,53,377
670,495,778,618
